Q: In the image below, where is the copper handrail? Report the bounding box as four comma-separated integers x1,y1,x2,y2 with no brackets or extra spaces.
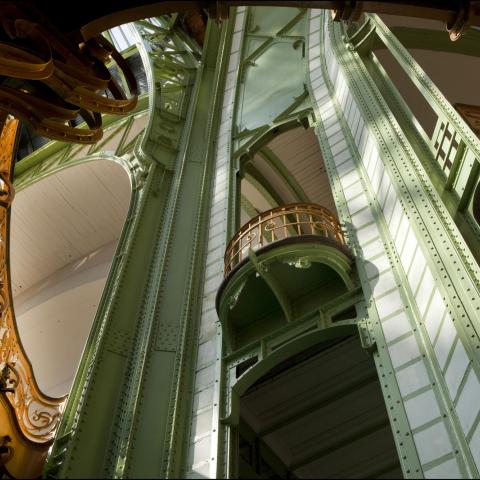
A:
224,203,346,275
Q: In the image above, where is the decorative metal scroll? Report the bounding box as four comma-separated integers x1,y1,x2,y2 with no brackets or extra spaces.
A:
0,3,138,144
0,116,65,443
224,203,347,275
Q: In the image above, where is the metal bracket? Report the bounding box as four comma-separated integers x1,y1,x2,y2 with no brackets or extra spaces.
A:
357,320,377,353
248,248,293,322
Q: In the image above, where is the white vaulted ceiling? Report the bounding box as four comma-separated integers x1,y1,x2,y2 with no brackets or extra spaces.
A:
11,160,131,296
241,126,337,225
10,159,131,397
267,127,336,211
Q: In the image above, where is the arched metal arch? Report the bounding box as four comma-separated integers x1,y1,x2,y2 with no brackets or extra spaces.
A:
236,115,316,224
236,115,311,169
13,105,151,191
218,320,371,477
227,322,360,414
15,153,137,193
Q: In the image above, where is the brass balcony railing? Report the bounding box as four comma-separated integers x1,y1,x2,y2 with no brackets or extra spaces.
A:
224,203,346,275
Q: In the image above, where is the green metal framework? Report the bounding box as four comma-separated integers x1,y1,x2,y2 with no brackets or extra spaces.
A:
5,4,479,478
310,9,480,478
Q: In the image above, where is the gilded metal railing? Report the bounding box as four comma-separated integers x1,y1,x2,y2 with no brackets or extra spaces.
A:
224,203,346,275
0,117,66,445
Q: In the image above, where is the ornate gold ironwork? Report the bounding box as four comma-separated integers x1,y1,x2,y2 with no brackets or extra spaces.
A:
0,117,65,447
224,203,346,275
0,3,138,144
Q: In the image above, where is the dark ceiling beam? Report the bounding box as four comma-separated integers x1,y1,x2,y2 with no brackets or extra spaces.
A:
256,371,378,437
361,457,404,479
23,1,480,40
239,419,292,478
289,416,390,472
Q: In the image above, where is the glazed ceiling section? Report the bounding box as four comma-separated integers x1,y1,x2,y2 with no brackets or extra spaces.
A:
236,7,307,134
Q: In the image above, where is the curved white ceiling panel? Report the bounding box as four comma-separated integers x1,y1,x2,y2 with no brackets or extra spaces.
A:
10,160,131,397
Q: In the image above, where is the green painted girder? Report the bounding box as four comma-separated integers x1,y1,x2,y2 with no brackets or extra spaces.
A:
235,6,308,138
45,16,232,479
235,113,311,166
135,17,199,171
353,17,480,269
217,235,366,476
13,95,150,179
344,17,377,56
354,16,480,330
248,247,294,322
369,14,480,157
272,88,310,123
13,114,149,200
240,9,306,66
324,13,480,476
225,294,356,363
383,26,480,58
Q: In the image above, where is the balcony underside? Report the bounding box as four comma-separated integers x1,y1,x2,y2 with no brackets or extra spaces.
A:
217,236,356,353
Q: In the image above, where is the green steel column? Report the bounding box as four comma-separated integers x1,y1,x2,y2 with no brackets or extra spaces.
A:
307,10,480,477
45,19,228,479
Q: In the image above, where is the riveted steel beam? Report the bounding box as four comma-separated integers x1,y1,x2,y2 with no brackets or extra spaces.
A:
44,14,232,478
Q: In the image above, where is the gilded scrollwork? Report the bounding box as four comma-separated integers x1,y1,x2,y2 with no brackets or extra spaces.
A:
0,117,65,445
264,220,277,231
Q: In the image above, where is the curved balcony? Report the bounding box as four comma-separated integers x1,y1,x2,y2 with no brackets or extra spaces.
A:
217,204,357,354
224,204,348,275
